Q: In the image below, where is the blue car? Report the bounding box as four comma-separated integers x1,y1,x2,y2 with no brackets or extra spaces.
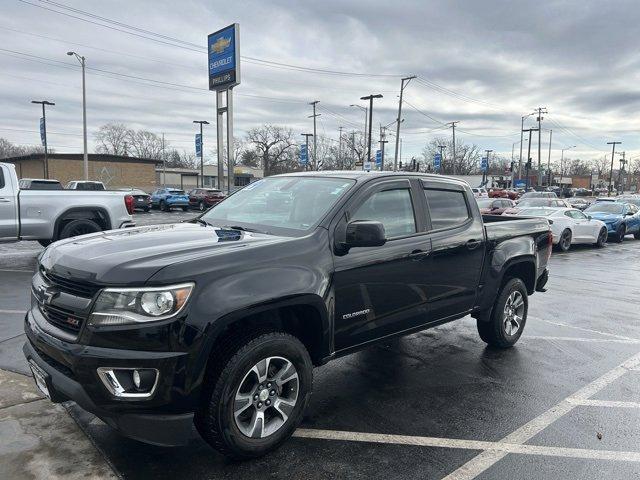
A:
150,188,190,211
584,201,640,243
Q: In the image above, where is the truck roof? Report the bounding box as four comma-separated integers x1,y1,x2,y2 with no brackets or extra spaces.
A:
274,170,470,187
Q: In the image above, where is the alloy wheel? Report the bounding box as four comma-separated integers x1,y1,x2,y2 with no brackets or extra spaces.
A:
233,356,299,439
503,291,525,336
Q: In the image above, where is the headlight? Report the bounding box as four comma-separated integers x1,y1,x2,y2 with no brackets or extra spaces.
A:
88,283,194,326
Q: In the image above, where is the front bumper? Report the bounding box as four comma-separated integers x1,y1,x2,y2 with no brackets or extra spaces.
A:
23,311,194,446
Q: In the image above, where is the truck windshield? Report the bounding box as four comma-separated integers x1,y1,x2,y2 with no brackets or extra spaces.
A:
201,176,355,233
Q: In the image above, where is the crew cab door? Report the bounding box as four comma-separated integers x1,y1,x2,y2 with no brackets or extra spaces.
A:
332,178,432,351
421,179,485,320
0,165,19,240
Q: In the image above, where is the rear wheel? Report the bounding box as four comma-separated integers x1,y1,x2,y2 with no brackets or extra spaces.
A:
198,201,205,211
195,332,312,459
143,207,150,213
615,224,626,243
182,206,189,212
477,278,528,348
557,229,572,252
595,227,607,247
634,231,640,240
160,200,169,212
59,219,102,240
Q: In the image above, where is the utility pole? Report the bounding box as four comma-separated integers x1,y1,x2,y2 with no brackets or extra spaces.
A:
351,131,356,168
309,101,320,170
162,133,166,186
446,121,459,174
607,141,621,196
301,133,313,171
522,128,539,192
618,151,627,194
193,120,209,187
547,129,552,187
360,94,383,168
393,75,416,171
67,51,88,180
338,126,344,170
31,100,55,179
535,107,548,186
518,113,534,179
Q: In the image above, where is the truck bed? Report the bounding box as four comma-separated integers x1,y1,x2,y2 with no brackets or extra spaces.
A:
482,214,551,242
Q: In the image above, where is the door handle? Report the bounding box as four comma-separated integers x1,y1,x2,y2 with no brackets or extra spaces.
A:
466,239,482,250
408,249,430,260
0,198,10,203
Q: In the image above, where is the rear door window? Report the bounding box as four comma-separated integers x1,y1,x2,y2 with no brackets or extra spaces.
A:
424,189,471,230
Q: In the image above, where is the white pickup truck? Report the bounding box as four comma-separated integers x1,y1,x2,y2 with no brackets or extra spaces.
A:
0,162,135,246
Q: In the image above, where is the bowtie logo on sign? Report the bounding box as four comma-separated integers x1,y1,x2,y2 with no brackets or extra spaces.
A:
211,36,231,54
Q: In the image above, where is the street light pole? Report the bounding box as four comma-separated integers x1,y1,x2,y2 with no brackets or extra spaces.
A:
559,145,576,185
193,120,210,187
67,52,88,180
309,101,320,170
360,94,383,168
606,141,621,196
393,75,416,171
31,100,55,179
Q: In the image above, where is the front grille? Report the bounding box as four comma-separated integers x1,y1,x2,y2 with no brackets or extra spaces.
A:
40,267,101,298
41,304,85,334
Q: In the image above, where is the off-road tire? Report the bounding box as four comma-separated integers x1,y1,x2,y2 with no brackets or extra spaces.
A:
477,277,528,348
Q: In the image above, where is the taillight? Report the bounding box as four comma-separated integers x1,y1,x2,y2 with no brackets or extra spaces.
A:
124,195,134,215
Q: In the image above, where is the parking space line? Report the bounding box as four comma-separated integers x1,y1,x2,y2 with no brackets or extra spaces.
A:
531,317,640,342
0,268,34,273
293,429,640,462
567,398,640,409
526,335,640,344
441,350,640,480
0,309,27,314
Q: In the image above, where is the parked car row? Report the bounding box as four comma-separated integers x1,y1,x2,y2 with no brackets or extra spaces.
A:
476,193,640,251
148,187,227,212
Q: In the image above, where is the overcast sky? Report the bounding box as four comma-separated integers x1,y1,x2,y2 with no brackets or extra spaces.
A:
1,0,639,166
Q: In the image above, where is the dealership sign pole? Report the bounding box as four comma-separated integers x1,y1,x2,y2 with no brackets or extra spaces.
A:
208,23,240,194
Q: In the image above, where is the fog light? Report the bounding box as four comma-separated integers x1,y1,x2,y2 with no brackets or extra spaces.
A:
97,367,159,398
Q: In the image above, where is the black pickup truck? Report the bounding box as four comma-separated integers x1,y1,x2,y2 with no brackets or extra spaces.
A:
24,172,551,459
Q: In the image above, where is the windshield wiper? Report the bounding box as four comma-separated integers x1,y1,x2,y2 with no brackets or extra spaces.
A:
221,225,266,234
194,218,213,227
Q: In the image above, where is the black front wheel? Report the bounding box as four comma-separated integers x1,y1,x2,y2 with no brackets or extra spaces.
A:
595,227,607,247
477,277,528,348
195,332,313,460
160,200,169,212
59,219,102,240
557,229,572,252
615,224,626,243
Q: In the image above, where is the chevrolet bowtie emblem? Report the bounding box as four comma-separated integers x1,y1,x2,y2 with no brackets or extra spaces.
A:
36,285,58,305
212,36,231,54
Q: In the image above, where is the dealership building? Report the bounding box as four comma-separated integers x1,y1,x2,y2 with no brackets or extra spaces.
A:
3,153,163,191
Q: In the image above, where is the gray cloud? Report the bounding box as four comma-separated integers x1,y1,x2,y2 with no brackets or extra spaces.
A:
1,0,638,164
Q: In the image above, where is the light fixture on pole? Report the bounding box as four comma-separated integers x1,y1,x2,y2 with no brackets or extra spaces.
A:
359,94,383,166
67,51,89,180
31,100,55,179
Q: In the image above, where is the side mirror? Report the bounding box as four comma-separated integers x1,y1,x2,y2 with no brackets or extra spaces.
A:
625,211,634,216
587,215,592,220
345,220,386,249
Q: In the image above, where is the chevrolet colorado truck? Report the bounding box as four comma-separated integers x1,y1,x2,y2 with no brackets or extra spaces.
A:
23,172,551,459
0,162,135,246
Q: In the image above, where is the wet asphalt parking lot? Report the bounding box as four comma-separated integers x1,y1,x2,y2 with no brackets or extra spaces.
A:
1,209,640,479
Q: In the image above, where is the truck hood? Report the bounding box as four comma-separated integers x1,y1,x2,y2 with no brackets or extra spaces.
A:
39,223,291,284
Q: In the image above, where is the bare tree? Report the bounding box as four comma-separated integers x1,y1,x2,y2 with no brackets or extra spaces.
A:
94,123,131,155
0,138,45,159
127,130,165,159
421,137,482,175
246,125,297,176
